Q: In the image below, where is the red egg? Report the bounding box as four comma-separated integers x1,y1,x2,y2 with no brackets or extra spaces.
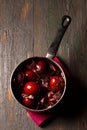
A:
25,70,35,79
50,76,60,91
36,60,46,73
23,98,33,106
23,81,39,95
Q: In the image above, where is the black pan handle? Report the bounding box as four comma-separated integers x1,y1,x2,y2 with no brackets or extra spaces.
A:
46,15,71,59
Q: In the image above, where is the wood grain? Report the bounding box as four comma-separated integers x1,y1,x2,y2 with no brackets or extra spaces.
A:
0,0,87,130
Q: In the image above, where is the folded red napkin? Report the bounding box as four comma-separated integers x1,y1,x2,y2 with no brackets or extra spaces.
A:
27,56,69,126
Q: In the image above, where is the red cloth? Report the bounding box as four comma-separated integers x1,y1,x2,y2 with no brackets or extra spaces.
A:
27,56,69,126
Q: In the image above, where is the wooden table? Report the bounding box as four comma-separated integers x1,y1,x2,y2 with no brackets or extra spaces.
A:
0,0,87,130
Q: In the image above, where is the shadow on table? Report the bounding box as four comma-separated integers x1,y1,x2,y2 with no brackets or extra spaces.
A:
41,76,87,127
55,76,87,117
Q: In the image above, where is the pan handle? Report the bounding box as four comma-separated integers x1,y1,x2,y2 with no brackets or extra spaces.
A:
46,15,71,59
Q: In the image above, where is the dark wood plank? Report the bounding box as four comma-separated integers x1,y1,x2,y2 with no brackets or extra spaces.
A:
33,0,48,57
0,0,34,130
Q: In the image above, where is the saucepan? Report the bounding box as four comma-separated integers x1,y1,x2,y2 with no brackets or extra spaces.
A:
11,15,71,112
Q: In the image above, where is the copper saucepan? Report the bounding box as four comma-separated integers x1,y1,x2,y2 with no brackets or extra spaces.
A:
11,15,71,112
